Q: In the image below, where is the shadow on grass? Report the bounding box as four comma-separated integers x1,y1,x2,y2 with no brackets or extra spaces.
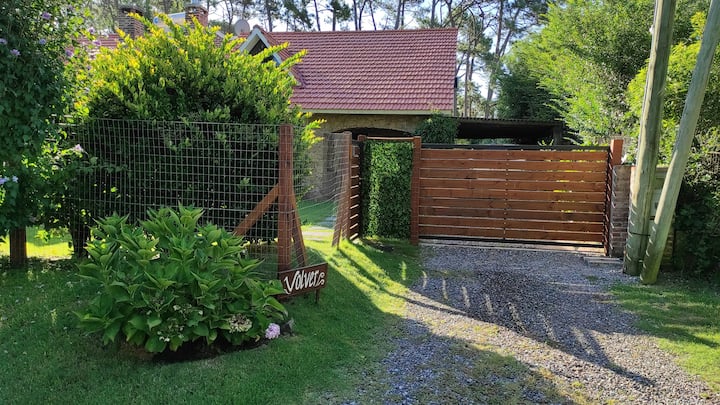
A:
0,241,576,404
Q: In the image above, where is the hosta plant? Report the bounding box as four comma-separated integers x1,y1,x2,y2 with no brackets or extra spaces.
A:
75,205,287,353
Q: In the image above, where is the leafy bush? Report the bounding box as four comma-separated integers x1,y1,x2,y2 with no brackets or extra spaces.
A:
62,15,318,245
0,0,85,240
414,114,458,144
75,205,287,353
361,141,413,238
673,131,720,277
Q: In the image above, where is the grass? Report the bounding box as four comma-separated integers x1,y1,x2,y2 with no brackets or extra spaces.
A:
0,227,72,259
611,275,720,392
2,216,719,401
0,227,422,403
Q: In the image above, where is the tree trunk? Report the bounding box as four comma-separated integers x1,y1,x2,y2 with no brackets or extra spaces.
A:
265,0,274,31
313,0,321,30
9,227,27,268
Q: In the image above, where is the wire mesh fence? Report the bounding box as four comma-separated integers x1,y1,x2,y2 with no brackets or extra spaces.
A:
66,119,351,276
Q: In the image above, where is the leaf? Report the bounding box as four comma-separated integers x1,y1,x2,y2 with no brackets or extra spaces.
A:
145,335,167,353
103,318,123,344
192,322,209,337
128,314,148,332
147,314,162,329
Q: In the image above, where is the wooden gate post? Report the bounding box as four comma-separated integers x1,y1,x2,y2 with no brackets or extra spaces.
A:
410,136,421,245
277,124,293,272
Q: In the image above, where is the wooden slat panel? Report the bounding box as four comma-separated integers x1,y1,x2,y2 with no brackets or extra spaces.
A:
421,158,607,172
421,188,607,203
504,228,603,243
419,225,603,243
420,197,605,213
420,168,608,182
422,148,608,162
420,206,604,223
420,178,606,192
420,215,604,233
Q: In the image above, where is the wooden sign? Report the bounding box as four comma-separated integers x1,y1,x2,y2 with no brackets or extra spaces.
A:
278,263,328,298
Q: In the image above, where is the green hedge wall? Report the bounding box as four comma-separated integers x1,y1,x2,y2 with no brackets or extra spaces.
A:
361,140,413,238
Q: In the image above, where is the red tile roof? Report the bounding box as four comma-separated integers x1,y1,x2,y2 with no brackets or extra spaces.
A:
261,29,458,113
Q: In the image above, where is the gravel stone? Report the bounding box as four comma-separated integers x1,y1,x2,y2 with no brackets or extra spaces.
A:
368,243,719,404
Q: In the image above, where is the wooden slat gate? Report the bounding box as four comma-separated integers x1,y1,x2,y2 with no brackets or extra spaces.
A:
418,145,611,246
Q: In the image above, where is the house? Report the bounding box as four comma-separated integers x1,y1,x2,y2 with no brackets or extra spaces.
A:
237,27,458,137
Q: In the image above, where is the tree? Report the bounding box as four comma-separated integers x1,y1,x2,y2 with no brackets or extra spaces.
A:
506,0,708,143
496,51,558,121
326,0,352,30
0,0,85,267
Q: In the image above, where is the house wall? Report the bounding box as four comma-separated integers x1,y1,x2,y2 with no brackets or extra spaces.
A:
313,113,428,135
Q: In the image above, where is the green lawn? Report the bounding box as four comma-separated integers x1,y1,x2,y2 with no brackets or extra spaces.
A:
0,227,421,403
2,221,719,401
612,275,720,392
0,227,73,259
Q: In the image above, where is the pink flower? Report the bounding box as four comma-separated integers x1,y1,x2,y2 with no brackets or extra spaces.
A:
10,49,20,56
265,323,281,339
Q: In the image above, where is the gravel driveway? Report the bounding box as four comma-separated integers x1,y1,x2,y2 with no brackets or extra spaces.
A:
361,242,718,404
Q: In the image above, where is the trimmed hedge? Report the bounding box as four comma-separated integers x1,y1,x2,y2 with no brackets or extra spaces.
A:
361,140,413,238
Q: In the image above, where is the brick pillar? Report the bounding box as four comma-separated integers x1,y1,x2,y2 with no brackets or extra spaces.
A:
118,5,144,39
609,165,632,257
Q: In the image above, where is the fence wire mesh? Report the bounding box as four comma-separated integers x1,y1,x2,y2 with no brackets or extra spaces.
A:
68,119,350,274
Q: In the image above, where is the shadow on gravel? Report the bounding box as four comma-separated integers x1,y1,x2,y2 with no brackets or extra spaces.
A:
377,317,576,404
410,246,656,387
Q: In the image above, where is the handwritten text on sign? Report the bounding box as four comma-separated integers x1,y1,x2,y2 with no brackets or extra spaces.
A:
279,264,328,296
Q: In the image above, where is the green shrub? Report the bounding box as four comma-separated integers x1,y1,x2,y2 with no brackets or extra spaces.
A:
673,133,720,276
75,205,287,353
414,113,458,144
361,141,413,238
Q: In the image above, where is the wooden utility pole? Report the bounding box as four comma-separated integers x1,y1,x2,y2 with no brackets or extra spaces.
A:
641,0,720,284
624,0,677,275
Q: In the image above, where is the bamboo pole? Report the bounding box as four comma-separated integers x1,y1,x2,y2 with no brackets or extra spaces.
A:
624,0,677,275
641,0,720,284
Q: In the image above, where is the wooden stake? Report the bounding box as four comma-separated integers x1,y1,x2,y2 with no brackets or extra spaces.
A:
624,0,677,275
278,124,293,273
642,0,720,283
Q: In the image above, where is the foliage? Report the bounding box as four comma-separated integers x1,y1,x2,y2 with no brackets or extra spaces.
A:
62,15,319,244
673,131,720,276
414,114,458,144
507,0,708,144
361,141,413,238
496,52,560,122
0,0,85,236
75,205,287,353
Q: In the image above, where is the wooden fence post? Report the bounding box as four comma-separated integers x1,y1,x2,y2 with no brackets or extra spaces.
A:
604,139,624,255
410,136,421,245
332,132,352,246
277,124,293,273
